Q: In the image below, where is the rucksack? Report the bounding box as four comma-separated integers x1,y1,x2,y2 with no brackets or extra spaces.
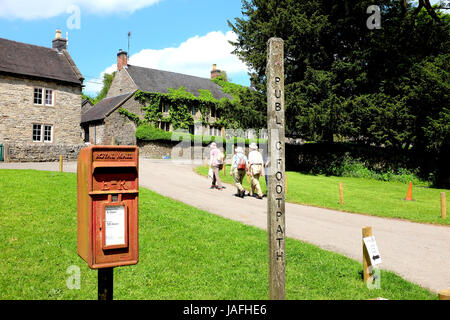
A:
237,155,246,170
216,150,224,164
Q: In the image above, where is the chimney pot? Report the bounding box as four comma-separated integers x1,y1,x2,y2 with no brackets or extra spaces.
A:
117,49,128,71
52,29,67,51
210,64,221,79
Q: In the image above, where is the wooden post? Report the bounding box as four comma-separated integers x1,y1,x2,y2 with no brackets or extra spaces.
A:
98,267,114,300
339,182,344,205
362,226,373,283
438,289,450,300
59,155,63,173
441,192,447,219
266,37,286,300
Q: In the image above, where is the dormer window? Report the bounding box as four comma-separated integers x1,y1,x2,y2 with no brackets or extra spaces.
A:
34,87,54,106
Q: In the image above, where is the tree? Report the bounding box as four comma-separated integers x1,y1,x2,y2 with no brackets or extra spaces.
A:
229,0,449,185
82,72,116,104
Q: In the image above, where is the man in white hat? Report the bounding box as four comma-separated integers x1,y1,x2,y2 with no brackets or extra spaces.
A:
247,142,264,199
230,146,248,197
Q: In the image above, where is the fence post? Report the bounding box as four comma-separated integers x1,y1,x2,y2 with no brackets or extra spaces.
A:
439,289,450,300
441,192,447,219
339,182,344,205
59,155,63,173
362,226,373,283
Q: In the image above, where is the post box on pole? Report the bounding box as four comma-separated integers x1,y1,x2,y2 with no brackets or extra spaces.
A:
77,145,139,300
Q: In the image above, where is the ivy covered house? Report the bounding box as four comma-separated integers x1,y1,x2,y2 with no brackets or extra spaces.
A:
81,49,232,145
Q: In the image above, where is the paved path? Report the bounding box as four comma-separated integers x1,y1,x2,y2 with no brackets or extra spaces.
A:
1,159,449,294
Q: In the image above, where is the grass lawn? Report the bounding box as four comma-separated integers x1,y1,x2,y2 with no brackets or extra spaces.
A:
0,169,437,300
195,165,449,226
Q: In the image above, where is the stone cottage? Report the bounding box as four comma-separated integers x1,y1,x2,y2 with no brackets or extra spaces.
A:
80,50,231,145
0,30,84,161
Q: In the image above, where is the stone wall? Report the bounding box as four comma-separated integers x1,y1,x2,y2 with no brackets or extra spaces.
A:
0,74,82,151
137,140,234,161
4,143,85,162
103,97,145,146
106,68,137,98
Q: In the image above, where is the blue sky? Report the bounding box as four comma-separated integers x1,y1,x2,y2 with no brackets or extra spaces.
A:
0,1,446,96
0,0,250,96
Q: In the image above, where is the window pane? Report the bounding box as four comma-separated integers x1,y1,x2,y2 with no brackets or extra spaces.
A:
32,124,41,141
34,88,42,104
45,89,53,105
43,125,52,142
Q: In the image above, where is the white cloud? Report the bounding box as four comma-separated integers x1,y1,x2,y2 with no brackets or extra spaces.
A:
128,31,248,77
0,0,161,20
84,31,250,96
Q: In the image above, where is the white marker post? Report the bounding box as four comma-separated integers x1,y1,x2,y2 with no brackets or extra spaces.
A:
267,37,286,300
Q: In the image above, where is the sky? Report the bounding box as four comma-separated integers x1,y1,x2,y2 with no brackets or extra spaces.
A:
0,1,446,96
0,0,251,96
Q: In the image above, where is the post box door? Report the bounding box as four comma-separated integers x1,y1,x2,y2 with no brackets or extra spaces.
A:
92,193,138,267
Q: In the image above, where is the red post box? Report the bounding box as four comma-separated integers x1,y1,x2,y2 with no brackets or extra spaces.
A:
77,145,139,269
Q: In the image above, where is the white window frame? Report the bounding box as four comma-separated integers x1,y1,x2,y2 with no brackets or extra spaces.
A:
32,124,53,143
34,88,43,105
34,87,55,106
32,124,42,142
45,89,54,106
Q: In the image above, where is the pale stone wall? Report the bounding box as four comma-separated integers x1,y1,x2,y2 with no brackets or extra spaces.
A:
103,97,143,145
106,68,136,98
87,122,105,145
0,74,83,161
0,74,82,145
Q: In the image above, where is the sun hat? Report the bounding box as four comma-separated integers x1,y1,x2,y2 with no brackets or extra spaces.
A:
210,142,217,148
249,142,258,150
235,146,244,154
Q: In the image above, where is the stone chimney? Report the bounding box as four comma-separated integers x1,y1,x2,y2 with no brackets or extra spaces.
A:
52,29,67,51
117,49,128,71
210,64,221,79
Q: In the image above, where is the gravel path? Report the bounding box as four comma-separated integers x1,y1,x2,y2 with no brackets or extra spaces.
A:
1,159,449,294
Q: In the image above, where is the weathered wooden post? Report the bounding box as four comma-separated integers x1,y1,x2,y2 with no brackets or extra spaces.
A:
441,192,447,219
439,289,450,300
339,182,344,205
362,226,373,283
59,155,63,172
266,37,286,300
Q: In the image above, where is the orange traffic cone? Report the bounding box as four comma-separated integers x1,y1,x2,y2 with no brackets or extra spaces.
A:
403,181,414,201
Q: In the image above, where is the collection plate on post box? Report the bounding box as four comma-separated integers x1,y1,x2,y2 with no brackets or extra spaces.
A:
102,202,128,250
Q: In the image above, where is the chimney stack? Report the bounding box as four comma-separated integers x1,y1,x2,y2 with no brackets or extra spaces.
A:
117,49,128,71
52,29,67,51
210,64,221,79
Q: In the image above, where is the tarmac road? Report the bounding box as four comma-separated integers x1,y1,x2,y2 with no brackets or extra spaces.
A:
1,158,449,294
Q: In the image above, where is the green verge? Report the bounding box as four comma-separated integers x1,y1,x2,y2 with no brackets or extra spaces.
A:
0,170,436,300
195,165,450,226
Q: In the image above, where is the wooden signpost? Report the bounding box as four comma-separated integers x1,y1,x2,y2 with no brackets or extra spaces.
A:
266,37,286,300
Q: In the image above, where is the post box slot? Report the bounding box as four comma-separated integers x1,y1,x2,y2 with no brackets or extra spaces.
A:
92,167,138,193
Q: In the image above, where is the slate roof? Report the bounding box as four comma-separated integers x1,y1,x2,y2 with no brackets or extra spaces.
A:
125,65,231,100
81,92,133,124
0,38,83,85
